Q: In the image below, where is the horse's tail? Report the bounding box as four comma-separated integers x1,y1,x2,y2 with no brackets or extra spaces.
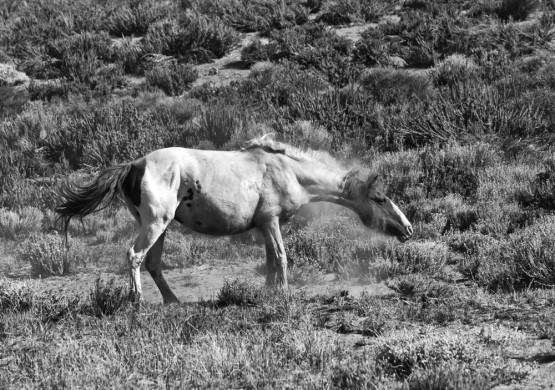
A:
56,163,135,232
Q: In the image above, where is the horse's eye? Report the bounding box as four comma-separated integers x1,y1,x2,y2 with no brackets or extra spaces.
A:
374,197,386,205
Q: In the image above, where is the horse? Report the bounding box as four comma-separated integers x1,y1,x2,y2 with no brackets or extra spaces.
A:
56,135,413,304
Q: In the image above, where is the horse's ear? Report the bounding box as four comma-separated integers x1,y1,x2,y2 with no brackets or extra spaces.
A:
342,169,361,196
258,133,276,142
365,174,381,190
344,168,360,183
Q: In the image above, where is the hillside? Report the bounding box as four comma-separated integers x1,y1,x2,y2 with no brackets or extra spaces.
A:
3,0,555,388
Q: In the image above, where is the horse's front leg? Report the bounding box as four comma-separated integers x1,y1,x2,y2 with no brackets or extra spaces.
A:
260,218,288,289
264,238,277,287
144,229,180,304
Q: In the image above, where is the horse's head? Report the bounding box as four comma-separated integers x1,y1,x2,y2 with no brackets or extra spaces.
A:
342,170,413,242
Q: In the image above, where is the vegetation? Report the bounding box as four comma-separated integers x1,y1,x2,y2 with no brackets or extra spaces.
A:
2,0,555,387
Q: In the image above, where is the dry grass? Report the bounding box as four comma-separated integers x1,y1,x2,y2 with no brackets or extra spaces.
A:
0,280,546,388
1,1,555,388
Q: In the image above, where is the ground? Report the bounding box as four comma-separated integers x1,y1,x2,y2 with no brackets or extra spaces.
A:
10,256,555,389
35,260,393,304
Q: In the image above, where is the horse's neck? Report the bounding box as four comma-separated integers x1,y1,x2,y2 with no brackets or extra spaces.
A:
292,160,346,199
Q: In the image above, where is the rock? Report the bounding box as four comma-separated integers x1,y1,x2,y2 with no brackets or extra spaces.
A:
0,63,29,87
251,61,275,72
380,15,401,25
387,55,407,68
323,273,336,282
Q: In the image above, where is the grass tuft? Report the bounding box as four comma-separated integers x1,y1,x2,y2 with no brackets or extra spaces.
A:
216,279,265,307
0,279,36,313
88,277,135,317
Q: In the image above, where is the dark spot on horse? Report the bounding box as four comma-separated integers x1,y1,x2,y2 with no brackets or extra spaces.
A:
196,221,202,226
183,188,194,201
186,203,192,207
122,159,146,207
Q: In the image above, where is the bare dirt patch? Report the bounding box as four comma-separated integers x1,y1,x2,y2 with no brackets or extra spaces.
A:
334,23,377,42
191,33,258,89
30,260,393,304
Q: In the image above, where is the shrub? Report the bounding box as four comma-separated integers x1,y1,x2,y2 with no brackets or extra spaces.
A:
516,157,555,210
386,274,454,301
329,364,378,389
371,150,422,204
361,68,432,105
441,206,479,234
216,279,265,307
240,39,278,66
0,279,36,313
183,0,309,34
280,120,332,151
107,2,168,37
0,63,29,87
0,206,44,240
142,14,239,63
0,86,29,119
392,241,448,275
193,103,246,148
497,0,539,21
316,0,392,25
47,31,121,90
352,30,390,67
0,177,60,211
162,231,218,268
35,292,83,324
404,364,500,390
17,233,88,278
88,277,134,317
27,80,69,101
283,223,349,273
259,23,356,85
268,84,379,150
146,62,198,96
90,208,137,244
419,146,482,199
502,218,555,288
44,98,189,169
316,0,365,25
110,37,144,74
375,331,531,383
429,54,479,87
460,217,555,290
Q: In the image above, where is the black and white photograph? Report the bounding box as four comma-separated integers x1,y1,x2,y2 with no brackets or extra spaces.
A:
2,0,555,388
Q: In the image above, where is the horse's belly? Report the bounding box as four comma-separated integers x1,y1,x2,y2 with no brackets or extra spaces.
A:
174,195,258,235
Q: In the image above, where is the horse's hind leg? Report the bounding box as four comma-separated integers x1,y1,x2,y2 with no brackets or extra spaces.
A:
127,217,172,300
144,230,179,304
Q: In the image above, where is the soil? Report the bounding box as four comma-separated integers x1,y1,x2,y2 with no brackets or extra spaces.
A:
120,24,379,92
23,261,555,389
34,259,394,304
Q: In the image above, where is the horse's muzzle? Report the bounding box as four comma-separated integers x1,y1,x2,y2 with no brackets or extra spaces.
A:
397,225,413,242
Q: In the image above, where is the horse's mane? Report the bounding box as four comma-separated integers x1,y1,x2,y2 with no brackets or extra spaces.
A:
243,133,342,168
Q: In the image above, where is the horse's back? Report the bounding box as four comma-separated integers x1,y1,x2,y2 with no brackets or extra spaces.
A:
137,147,307,233
140,148,265,233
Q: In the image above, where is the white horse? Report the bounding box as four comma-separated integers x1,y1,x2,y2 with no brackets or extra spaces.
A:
56,135,412,303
